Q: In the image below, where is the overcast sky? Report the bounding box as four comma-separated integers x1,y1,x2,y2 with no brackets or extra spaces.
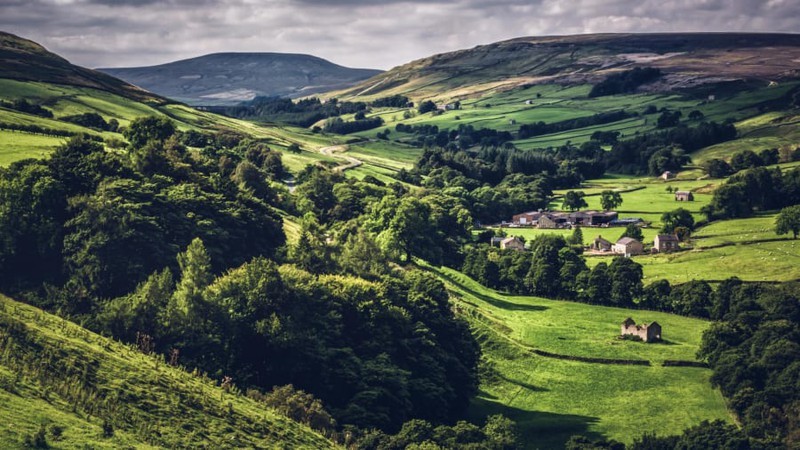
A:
2,0,799,70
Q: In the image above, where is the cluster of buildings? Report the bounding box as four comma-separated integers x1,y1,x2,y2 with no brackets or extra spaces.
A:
490,233,682,256
510,210,625,228
590,234,680,256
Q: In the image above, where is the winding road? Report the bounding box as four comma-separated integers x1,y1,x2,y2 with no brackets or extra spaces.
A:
319,144,362,173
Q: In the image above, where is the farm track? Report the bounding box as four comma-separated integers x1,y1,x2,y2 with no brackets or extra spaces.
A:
318,144,362,173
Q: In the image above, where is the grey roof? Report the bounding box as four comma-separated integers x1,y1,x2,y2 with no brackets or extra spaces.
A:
616,237,640,245
656,234,679,242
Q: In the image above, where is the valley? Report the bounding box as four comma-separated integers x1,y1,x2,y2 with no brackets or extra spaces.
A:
1,28,799,449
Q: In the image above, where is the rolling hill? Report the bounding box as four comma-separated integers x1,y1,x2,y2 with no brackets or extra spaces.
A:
0,293,336,449
99,53,383,105
333,32,800,101
0,31,165,104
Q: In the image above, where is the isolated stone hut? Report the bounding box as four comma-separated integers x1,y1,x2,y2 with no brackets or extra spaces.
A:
674,191,694,201
653,234,680,253
660,171,676,180
621,318,662,342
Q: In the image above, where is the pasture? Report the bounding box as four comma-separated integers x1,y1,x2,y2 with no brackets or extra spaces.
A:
586,212,800,284
423,265,731,449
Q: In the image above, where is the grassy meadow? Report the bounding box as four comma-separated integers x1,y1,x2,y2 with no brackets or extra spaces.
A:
423,265,731,449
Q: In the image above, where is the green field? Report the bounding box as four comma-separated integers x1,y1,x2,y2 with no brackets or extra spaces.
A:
423,265,730,449
0,130,66,166
0,293,334,449
355,81,798,155
583,210,800,284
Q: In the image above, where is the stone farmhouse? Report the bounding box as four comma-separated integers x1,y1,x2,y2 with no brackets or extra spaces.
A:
621,318,662,342
653,234,680,253
674,191,694,201
499,236,525,251
613,237,643,256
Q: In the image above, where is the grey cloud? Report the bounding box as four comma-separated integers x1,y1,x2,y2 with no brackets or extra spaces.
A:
1,0,798,70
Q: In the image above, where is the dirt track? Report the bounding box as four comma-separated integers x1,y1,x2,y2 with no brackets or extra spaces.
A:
319,144,362,172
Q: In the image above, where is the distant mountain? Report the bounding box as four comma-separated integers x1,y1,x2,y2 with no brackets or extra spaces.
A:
0,31,164,103
333,32,800,100
99,53,383,106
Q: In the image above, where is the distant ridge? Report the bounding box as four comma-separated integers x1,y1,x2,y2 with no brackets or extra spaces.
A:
99,52,383,106
0,31,165,103
331,32,800,100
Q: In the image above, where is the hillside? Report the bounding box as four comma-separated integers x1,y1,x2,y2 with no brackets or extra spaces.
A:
418,264,731,449
0,293,335,449
99,53,383,105
0,31,164,104
334,32,800,101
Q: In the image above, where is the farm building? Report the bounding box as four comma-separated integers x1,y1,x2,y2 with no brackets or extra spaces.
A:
674,191,694,201
490,236,505,247
511,210,618,227
609,218,645,227
660,171,676,180
653,234,680,253
621,318,662,342
500,237,525,251
511,211,543,226
569,210,618,226
591,236,613,252
613,237,643,256
538,213,570,229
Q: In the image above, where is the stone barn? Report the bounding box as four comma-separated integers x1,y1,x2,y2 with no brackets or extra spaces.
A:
674,191,694,201
613,237,643,256
621,318,662,342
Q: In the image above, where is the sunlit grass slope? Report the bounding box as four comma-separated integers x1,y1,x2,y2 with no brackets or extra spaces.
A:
0,293,335,449
423,265,730,449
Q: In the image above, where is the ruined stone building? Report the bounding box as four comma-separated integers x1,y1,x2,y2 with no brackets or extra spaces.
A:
621,318,662,342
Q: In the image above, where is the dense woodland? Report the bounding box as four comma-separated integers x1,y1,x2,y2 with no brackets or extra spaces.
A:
0,119,485,444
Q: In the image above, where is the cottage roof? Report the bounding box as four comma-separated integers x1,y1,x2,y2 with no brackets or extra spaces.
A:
622,317,636,326
594,236,611,245
656,234,679,242
616,237,640,245
648,321,661,329
491,237,504,244
501,237,521,244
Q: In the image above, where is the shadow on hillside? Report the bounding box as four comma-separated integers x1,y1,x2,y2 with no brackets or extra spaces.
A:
468,396,604,449
651,338,678,346
496,373,549,393
436,270,548,312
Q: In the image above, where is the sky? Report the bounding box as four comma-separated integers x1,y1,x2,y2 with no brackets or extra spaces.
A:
1,0,799,70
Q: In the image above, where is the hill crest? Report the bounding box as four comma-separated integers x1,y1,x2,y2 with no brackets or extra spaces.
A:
0,31,165,103
99,52,383,105
334,32,800,100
